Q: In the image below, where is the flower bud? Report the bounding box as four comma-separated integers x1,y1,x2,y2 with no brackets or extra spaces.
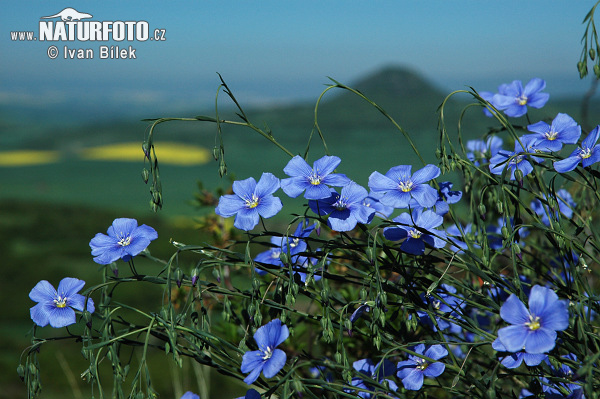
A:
174,268,183,288
141,168,149,184
191,267,199,286
212,146,220,161
212,267,221,283
478,204,486,220
595,64,600,79
590,48,596,61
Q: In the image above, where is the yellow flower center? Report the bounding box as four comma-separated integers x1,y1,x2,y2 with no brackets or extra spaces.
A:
545,130,558,140
118,235,131,246
245,194,260,209
398,180,414,192
309,170,322,185
416,358,428,371
409,228,422,239
580,147,592,159
525,315,541,330
54,295,67,308
517,95,528,106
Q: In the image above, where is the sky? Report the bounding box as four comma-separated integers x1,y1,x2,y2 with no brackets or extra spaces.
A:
1,1,597,121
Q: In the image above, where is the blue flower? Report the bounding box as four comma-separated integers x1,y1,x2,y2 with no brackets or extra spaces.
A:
350,358,397,398
415,284,465,333
215,173,283,231
446,223,478,253
466,136,503,166
492,338,547,369
497,285,569,354
523,113,581,152
397,344,447,391
180,392,200,399
531,189,576,226
236,389,261,399
489,136,541,180
368,164,440,209
89,218,158,265
241,319,289,385
492,78,550,117
543,354,584,398
281,155,351,200
308,182,375,231
362,191,394,219
383,210,447,255
254,220,315,274
408,181,461,216
29,277,95,328
554,125,600,173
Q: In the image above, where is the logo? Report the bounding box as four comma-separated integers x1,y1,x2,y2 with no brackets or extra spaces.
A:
9,7,167,60
41,7,93,21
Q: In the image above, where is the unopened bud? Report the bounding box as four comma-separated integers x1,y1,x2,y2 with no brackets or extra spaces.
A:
141,168,149,184
590,48,596,61
175,268,183,288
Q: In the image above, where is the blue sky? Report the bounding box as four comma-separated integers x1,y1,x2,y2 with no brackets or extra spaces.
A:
1,1,597,120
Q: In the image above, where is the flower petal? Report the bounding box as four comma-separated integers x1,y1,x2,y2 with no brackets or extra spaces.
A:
401,368,424,390
368,171,397,193
29,280,57,303
254,173,280,198
497,325,528,352
283,155,313,178
500,294,530,325
47,306,77,328
423,362,445,378
255,195,283,219
524,328,557,354
554,156,581,173
424,344,448,361
411,165,440,184
215,195,246,217
313,155,341,176
262,348,286,378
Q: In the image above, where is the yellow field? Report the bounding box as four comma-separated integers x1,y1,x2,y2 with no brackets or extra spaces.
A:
80,142,212,166
0,150,61,166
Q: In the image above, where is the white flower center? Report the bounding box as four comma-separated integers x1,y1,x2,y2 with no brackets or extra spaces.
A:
409,228,422,239
517,95,528,106
398,179,414,192
545,130,558,140
525,315,541,331
309,170,322,185
416,357,429,371
509,155,524,165
118,234,131,247
579,147,592,159
245,194,260,209
271,249,281,259
333,197,347,211
261,346,273,360
54,295,68,308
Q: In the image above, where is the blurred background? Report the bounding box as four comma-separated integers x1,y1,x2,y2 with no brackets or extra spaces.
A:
2,1,600,397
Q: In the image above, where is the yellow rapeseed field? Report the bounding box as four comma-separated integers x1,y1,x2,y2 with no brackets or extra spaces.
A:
80,142,211,166
0,150,61,166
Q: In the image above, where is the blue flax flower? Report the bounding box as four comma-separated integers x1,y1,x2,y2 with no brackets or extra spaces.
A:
236,389,261,399
281,155,350,200
492,78,549,117
180,392,200,399
215,173,283,231
492,338,547,369
89,218,158,265
416,284,465,333
254,220,315,274
489,135,541,180
241,319,289,385
554,125,600,173
383,210,447,255
466,136,503,166
29,277,95,328
497,285,569,354
531,189,576,226
410,181,462,216
523,113,581,152
368,164,440,209
350,358,397,398
397,344,447,391
308,182,375,231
